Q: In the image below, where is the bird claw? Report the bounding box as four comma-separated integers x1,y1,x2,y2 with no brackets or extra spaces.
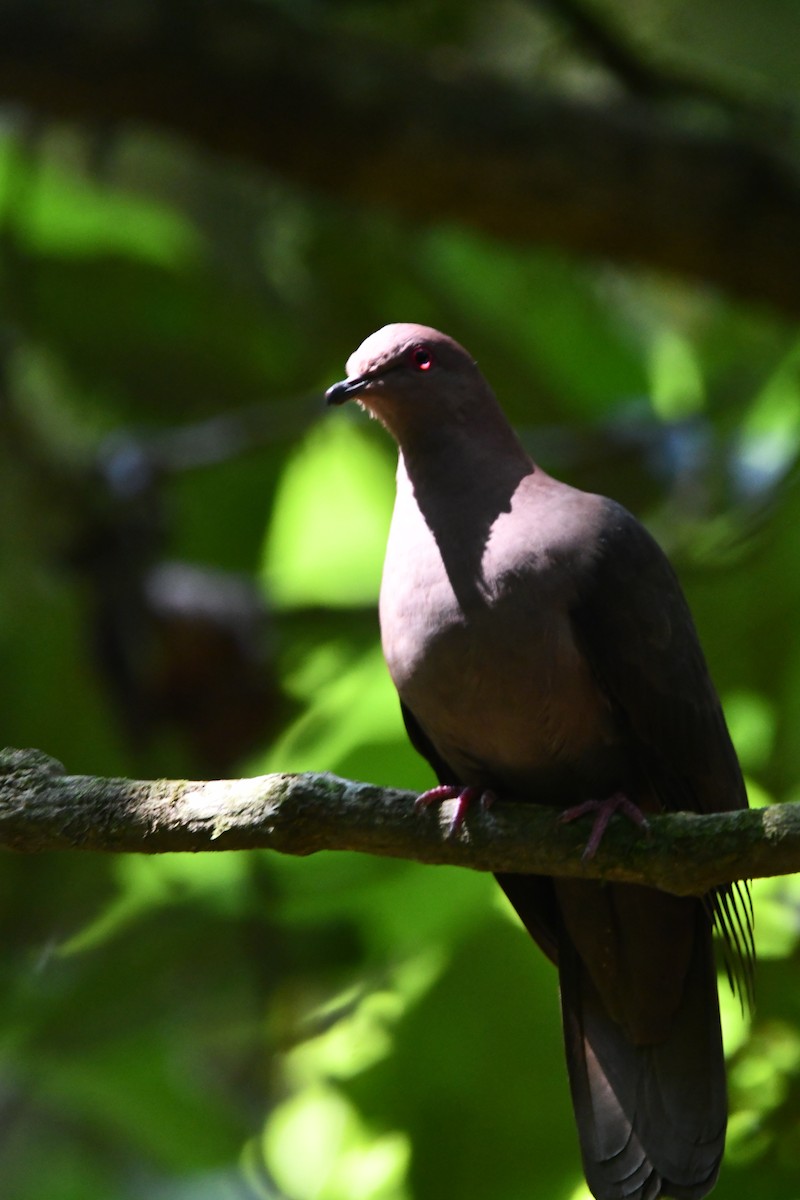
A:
415,784,496,835
559,791,650,861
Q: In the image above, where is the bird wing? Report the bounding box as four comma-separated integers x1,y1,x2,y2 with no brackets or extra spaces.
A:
568,498,753,1004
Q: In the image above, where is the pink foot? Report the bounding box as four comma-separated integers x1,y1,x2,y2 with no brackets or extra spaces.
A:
415,784,496,835
559,791,650,861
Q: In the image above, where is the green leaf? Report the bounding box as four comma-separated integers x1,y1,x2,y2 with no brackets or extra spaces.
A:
263,417,395,608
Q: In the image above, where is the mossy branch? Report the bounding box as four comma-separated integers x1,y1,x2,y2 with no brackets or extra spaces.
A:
1,748,796,896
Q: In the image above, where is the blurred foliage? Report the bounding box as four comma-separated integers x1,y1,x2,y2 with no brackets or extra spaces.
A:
2,2,800,1199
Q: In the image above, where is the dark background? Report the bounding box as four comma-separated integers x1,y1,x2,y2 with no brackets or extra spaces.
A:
2,2,800,1198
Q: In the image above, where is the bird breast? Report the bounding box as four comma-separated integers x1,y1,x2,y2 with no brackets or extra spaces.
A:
379,486,619,795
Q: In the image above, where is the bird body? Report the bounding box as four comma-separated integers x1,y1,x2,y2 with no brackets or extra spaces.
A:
326,323,752,1200
381,456,622,797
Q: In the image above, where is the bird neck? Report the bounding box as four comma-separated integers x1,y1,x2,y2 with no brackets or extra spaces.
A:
396,416,533,511
394,421,536,610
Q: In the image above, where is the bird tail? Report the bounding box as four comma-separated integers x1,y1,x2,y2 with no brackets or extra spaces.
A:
558,902,726,1200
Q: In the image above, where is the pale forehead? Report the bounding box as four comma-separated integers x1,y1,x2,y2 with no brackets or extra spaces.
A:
345,323,471,377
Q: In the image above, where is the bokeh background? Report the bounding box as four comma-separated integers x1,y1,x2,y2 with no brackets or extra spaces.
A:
3,2,800,1197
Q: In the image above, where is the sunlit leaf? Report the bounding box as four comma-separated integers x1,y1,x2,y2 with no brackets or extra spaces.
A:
258,643,398,774
733,340,800,493
724,691,776,774
263,417,394,608
751,875,800,960
0,137,202,266
263,1085,410,1200
648,328,705,420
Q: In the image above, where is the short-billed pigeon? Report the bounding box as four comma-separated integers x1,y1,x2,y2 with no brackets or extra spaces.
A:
326,323,753,1200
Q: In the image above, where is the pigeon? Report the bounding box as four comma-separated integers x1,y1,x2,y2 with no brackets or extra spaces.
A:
326,323,753,1200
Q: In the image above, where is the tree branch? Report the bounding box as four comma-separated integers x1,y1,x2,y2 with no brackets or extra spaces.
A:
1,748,797,897
1,2,800,312
535,0,784,119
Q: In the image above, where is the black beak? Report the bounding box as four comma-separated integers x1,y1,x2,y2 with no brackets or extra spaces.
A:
325,375,368,406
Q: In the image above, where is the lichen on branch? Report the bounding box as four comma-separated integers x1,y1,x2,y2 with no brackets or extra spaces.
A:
1,747,797,896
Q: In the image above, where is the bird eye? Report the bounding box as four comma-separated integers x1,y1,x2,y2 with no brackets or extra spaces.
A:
410,345,434,371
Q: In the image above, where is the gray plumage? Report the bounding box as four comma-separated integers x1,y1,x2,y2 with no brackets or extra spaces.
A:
326,323,753,1200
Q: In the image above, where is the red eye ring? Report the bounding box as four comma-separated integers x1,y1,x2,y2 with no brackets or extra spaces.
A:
410,345,434,371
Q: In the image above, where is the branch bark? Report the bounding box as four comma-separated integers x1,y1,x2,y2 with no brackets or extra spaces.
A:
1,2,800,312
1,747,797,897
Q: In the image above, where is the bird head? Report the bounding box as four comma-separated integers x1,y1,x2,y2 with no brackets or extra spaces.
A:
325,323,488,441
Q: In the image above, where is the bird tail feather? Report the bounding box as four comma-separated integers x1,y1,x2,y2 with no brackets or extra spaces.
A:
559,905,726,1200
